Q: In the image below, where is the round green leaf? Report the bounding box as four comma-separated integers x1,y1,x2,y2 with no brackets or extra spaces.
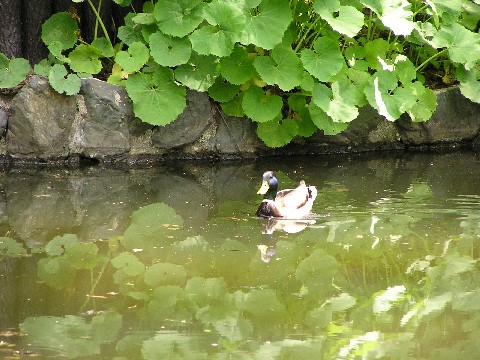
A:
174,54,219,91
219,45,256,85
190,0,246,57
68,44,102,74
125,69,186,126
41,12,78,50
154,0,205,37
309,104,348,135
253,45,303,91
315,1,364,38
0,56,30,89
301,37,345,82
241,0,292,49
115,42,150,72
256,118,298,147
242,86,282,122
208,77,240,102
48,64,81,95
150,32,191,67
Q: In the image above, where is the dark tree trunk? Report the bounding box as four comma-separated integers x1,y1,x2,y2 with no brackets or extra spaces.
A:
0,0,23,58
22,0,53,65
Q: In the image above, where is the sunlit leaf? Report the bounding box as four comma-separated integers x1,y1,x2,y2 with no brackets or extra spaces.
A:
430,23,480,69
326,293,357,312
309,104,349,135
315,0,364,37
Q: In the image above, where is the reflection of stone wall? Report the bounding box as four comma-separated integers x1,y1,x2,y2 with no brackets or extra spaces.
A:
1,164,256,244
2,77,480,164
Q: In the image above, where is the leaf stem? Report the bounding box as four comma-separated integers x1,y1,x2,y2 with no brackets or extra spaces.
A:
415,48,448,72
86,0,112,48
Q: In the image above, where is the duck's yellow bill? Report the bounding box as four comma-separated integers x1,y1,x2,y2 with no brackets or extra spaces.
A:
257,181,270,195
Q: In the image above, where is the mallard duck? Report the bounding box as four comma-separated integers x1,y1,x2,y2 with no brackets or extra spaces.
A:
256,171,317,218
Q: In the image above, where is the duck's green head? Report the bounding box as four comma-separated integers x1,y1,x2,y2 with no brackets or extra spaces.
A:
257,171,278,198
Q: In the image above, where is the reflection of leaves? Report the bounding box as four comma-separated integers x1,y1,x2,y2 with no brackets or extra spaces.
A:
111,252,145,276
46,234,78,256
296,249,338,293
21,313,122,358
142,331,207,360
122,203,184,252
0,237,27,257
144,262,187,287
242,289,285,320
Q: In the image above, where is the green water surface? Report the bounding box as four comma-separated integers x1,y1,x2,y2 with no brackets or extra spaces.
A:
1,151,480,359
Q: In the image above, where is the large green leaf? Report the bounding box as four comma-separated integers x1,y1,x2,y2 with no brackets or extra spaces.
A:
189,0,246,57
149,32,191,67
41,12,78,49
154,0,205,37
256,118,299,147
308,104,349,135
253,45,303,91
242,86,282,122
0,54,30,88
314,0,364,38
429,23,480,69
219,45,256,85
301,37,345,82
68,44,102,74
240,0,292,49
174,54,219,91
48,64,81,95
115,41,150,72
362,0,414,36
125,70,186,125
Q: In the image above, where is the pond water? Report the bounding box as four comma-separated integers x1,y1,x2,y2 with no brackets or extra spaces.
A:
1,151,480,359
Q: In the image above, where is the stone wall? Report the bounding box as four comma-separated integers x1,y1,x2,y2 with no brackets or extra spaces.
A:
1,76,480,165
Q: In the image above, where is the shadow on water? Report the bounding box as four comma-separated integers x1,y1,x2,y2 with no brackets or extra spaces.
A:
1,151,480,358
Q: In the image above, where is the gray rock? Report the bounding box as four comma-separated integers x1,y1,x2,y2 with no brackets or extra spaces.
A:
396,87,480,145
212,111,265,156
7,76,77,159
70,78,131,157
310,105,402,150
152,90,214,149
0,108,7,138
